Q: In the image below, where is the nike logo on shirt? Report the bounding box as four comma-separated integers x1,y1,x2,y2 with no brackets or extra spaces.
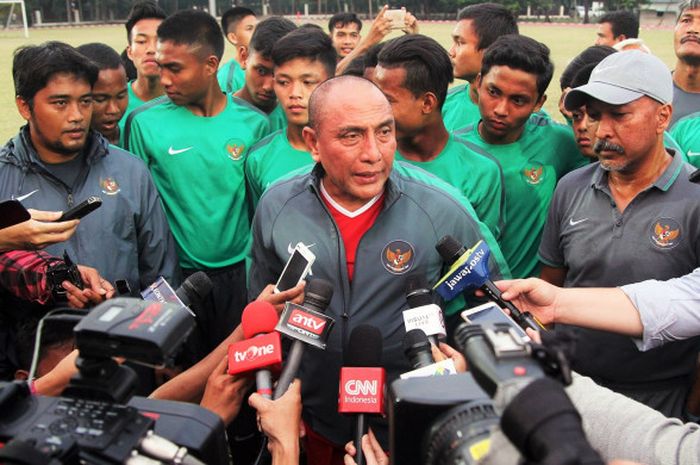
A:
569,218,588,226
687,151,700,158
13,189,38,201
168,146,193,155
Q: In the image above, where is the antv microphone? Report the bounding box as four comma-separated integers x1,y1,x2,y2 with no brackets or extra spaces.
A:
403,275,446,346
274,279,335,399
228,301,282,399
339,325,385,465
434,236,545,333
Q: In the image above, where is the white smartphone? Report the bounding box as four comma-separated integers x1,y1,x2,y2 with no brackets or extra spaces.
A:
274,243,316,293
461,302,530,342
385,8,406,29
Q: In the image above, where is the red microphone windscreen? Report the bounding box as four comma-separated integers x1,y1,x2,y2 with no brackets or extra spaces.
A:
241,301,279,338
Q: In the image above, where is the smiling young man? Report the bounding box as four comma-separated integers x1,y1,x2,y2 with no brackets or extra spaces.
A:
328,12,362,59
373,34,504,239
234,16,296,134
245,27,335,210
76,43,128,146
454,35,587,278
442,3,519,131
119,1,166,132
125,11,268,358
672,0,700,126
218,6,257,94
248,75,508,465
0,41,179,294
540,50,700,419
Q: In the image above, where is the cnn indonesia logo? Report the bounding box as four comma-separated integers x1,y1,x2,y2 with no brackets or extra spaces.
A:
343,379,379,405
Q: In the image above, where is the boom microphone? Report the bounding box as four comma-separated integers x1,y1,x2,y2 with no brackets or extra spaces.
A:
434,236,544,333
403,275,446,346
339,325,385,465
228,301,282,399
274,279,334,399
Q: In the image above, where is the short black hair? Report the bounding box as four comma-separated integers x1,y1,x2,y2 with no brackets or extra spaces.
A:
328,12,362,33
481,34,553,99
248,16,297,58
271,27,337,79
221,6,256,35
456,3,519,51
157,10,224,61
599,11,639,39
76,43,124,71
559,45,616,90
125,1,166,44
377,35,453,109
342,41,388,77
13,41,99,104
570,63,598,89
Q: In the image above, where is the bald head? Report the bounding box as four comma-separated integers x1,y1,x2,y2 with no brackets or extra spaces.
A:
308,75,390,131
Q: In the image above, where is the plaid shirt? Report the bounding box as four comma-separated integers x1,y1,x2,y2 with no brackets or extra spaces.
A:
0,250,57,304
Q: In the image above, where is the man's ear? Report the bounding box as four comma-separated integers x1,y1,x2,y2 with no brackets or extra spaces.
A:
657,103,673,133
16,96,31,121
533,93,547,113
303,126,321,162
421,92,438,115
126,44,134,61
239,47,249,70
205,55,220,76
227,31,238,46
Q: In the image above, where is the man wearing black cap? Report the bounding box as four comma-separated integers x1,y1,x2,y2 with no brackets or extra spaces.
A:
538,50,700,419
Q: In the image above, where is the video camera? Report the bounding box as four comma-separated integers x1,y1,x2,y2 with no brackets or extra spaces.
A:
390,321,604,465
0,298,228,465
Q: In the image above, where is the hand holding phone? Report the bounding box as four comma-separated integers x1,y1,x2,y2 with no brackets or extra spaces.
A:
274,243,316,293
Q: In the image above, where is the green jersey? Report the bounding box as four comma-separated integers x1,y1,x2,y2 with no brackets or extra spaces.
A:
454,115,588,278
245,129,314,210
267,105,288,135
442,83,479,132
217,59,246,94
395,134,504,239
126,94,270,269
118,81,147,146
670,112,700,168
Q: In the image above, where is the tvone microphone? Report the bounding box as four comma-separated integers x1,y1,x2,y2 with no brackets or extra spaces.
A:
403,275,446,346
274,279,335,399
434,236,544,332
228,301,282,399
339,325,385,465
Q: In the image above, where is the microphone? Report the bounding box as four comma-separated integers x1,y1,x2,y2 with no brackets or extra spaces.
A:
400,329,457,380
434,236,544,332
403,329,434,370
141,273,213,317
228,301,282,399
274,279,334,399
403,275,446,346
338,325,385,465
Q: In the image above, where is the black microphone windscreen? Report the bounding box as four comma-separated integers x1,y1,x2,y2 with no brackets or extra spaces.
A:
405,274,432,307
177,271,213,307
345,324,382,367
403,329,430,354
304,279,334,312
435,235,465,265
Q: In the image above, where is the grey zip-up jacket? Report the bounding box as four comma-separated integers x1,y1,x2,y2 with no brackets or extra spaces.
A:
248,161,510,446
0,127,180,294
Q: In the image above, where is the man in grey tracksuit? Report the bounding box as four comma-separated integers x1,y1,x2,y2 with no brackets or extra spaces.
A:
247,75,510,461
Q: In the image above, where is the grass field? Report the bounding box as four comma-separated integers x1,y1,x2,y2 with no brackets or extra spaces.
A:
0,20,678,141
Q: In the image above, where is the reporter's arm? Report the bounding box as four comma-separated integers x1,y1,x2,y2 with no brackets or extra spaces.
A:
0,209,78,252
200,356,252,425
32,349,79,396
567,373,700,465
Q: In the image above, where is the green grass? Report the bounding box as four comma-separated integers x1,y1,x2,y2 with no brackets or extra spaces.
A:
0,21,676,141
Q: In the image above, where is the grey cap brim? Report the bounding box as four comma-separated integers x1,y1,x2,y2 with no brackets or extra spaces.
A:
564,82,643,110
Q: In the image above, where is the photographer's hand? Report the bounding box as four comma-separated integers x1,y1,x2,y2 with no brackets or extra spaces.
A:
0,209,78,252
